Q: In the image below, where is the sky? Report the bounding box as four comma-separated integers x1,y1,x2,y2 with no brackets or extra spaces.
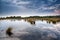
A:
0,0,60,17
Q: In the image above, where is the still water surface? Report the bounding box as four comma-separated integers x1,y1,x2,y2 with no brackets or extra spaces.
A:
0,19,60,40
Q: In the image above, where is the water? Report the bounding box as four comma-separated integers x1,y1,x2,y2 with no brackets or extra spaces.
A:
0,19,60,40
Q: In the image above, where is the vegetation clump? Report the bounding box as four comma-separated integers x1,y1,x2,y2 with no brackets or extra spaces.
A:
6,27,13,37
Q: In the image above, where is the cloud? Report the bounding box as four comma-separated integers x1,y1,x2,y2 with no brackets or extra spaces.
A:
48,0,57,2
0,0,30,11
0,0,60,16
54,10,60,14
1,0,30,5
16,1,30,5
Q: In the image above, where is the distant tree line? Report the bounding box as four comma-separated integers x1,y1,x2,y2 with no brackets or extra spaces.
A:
0,15,60,19
0,16,21,19
24,15,60,18
6,16,21,19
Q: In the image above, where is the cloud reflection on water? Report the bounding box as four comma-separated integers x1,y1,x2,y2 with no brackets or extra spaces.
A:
19,27,60,40
0,19,60,40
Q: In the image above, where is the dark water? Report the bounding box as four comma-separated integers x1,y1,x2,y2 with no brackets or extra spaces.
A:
0,19,60,40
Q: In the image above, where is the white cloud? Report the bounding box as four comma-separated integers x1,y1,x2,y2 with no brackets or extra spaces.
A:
37,6,55,10
54,10,60,14
36,3,60,11
12,0,17,3
48,0,57,2
1,0,30,9
11,0,30,5
1,0,12,2
1,0,30,5
16,1,30,5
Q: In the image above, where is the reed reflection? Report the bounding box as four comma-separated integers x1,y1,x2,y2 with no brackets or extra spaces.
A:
24,19,59,25
24,19,36,25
